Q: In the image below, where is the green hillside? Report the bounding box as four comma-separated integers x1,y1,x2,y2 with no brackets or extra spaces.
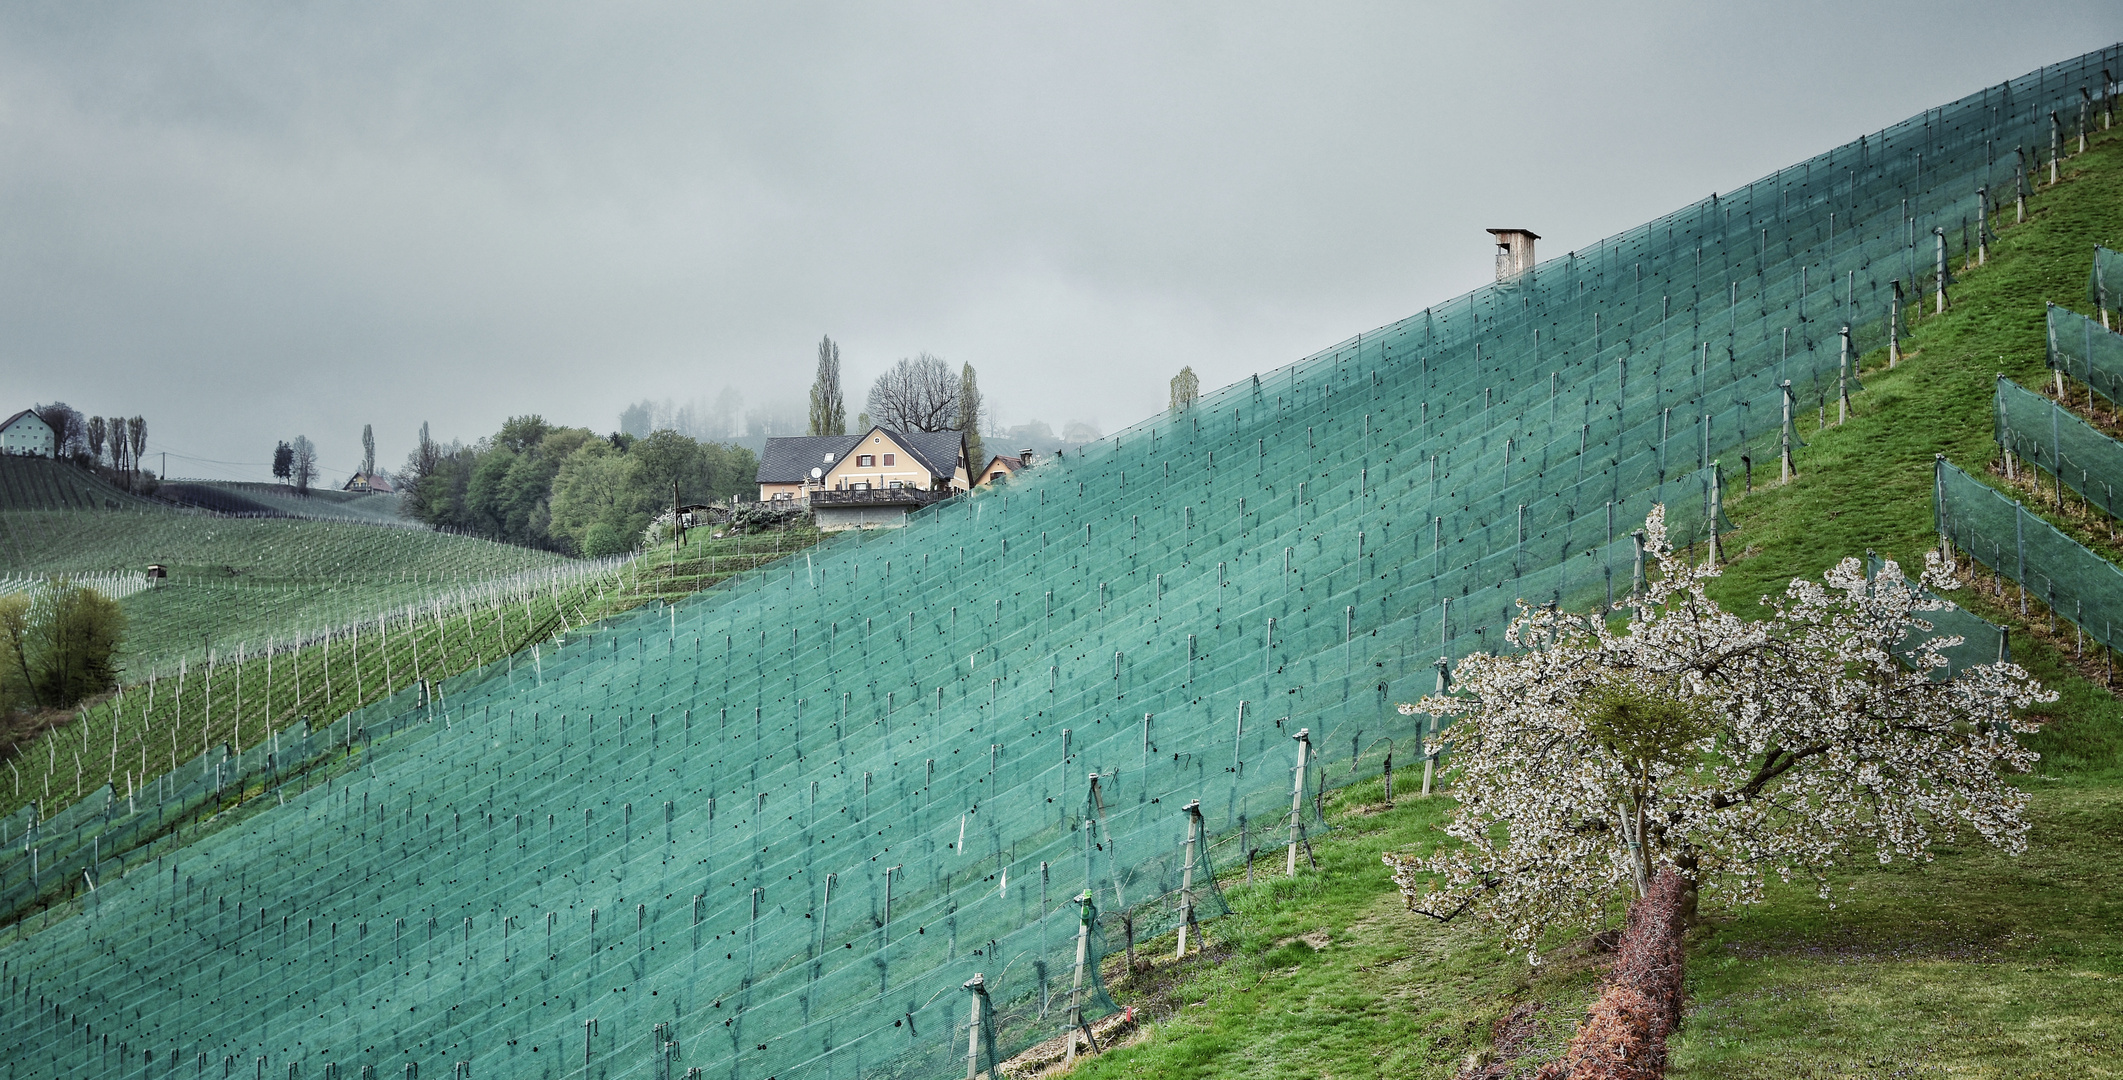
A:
0,508,575,674
0,454,161,512
155,480,412,524
1054,100,2123,1080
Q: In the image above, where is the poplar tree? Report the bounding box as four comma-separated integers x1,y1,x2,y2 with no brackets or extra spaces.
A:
808,336,846,436
956,362,985,466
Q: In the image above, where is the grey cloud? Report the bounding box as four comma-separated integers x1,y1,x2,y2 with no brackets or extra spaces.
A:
0,2,2112,480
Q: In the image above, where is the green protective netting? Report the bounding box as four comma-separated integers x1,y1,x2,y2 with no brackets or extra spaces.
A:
1935,457,2123,650
2048,300,2123,406
1996,374,2123,515
2091,245,2121,312
0,44,2115,1080
1865,555,2010,679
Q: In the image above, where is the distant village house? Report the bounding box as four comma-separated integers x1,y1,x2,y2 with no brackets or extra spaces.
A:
343,470,395,493
1,409,55,458
974,450,1030,488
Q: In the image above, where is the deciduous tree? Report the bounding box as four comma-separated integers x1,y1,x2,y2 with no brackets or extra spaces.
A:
1169,367,1199,413
808,336,846,436
1384,507,2052,957
865,354,959,432
290,435,317,494
0,582,126,710
956,362,985,466
37,403,83,460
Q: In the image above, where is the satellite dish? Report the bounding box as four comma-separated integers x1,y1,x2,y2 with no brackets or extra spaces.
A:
811,467,824,479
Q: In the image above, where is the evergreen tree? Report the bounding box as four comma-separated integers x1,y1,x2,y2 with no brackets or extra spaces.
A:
362,423,377,476
272,441,294,482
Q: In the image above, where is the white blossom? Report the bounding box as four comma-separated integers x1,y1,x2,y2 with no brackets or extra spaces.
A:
1384,506,2054,958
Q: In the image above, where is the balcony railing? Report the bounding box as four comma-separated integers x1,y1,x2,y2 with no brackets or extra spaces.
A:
809,487,952,508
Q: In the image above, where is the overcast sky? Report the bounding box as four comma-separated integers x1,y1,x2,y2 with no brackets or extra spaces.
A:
0,3,2114,482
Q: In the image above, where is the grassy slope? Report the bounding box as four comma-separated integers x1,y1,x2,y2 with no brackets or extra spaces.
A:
1044,132,2123,1078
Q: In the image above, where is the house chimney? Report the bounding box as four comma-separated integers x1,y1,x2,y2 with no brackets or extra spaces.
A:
1018,447,1035,466
1487,229,1539,282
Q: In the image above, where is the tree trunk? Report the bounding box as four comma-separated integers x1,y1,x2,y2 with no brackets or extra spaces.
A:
1671,854,1702,925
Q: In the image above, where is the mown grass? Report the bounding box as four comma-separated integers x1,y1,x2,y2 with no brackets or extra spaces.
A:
1056,773,2123,1078
1670,783,2123,1077
1031,117,2123,1080
1068,782,1605,1080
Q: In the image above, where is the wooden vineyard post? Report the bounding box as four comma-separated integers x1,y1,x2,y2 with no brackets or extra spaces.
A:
2016,146,2028,223
1422,658,1448,797
1176,800,1203,958
2051,111,2062,185
1933,228,1949,314
963,973,994,1080
1780,381,1796,482
1286,728,1310,875
1064,891,1101,1067
1706,464,1724,567
1838,326,1852,425
1976,186,1988,265
1889,281,1903,367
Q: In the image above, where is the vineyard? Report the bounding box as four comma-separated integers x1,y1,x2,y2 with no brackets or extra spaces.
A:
0,520,825,826
0,454,159,513
0,509,577,674
0,45,2116,1080
153,481,413,524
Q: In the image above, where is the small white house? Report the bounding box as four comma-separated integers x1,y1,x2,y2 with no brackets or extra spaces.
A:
0,410,55,457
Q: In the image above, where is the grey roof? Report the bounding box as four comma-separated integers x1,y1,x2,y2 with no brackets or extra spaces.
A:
755,434,862,484
891,429,969,478
755,428,966,484
1,409,52,433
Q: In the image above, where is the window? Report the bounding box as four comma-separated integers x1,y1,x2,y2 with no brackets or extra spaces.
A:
857,454,876,467
772,491,792,501
888,480,903,490
853,481,871,491
991,471,1005,481
882,453,895,466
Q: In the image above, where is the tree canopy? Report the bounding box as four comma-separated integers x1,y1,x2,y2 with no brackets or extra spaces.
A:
866,354,960,432
0,582,126,712
401,416,758,556
1384,507,2052,957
